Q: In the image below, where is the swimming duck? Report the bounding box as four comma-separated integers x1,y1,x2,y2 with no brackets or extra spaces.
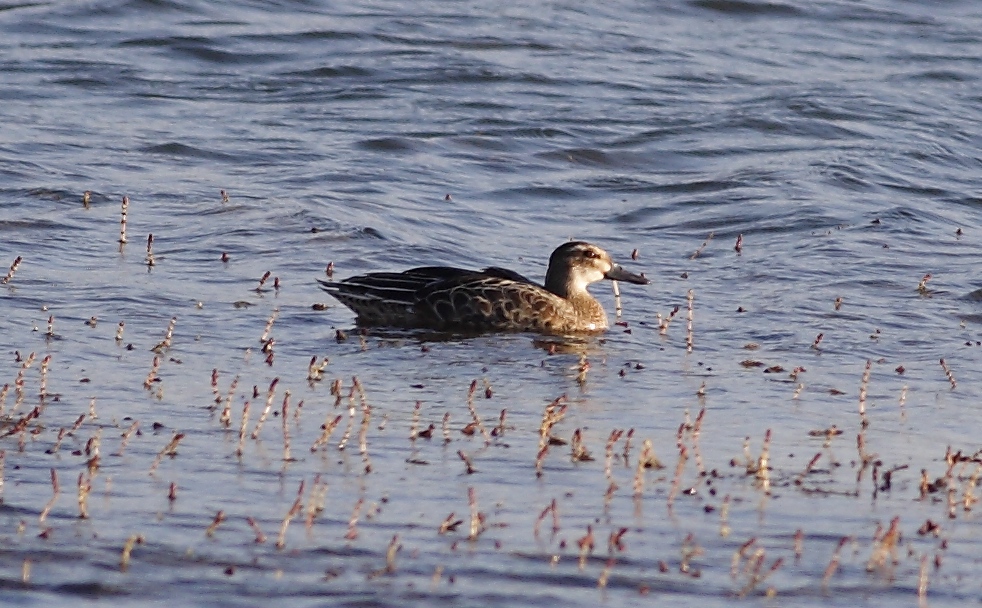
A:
317,241,649,334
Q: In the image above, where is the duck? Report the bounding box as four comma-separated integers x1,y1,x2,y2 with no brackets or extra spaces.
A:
317,241,649,334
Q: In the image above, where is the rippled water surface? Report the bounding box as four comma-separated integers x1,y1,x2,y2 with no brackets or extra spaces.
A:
2,0,982,605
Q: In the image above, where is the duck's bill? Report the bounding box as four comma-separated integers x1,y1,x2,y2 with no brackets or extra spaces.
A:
605,264,649,285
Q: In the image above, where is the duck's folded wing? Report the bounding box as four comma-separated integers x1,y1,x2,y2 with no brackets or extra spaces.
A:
315,272,430,323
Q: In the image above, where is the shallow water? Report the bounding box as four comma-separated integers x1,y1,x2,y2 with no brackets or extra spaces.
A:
2,0,982,605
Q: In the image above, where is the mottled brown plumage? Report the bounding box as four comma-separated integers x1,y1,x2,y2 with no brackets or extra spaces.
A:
317,241,649,334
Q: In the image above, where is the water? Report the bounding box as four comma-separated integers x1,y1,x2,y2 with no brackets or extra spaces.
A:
2,0,982,605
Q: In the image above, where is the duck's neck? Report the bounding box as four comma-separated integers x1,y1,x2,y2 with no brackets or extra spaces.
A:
544,271,571,299
546,276,608,330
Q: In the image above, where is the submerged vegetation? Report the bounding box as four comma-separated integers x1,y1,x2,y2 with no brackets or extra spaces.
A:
0,194,977,606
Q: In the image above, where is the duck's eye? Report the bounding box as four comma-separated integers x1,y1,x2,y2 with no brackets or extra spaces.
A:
583,250,600,259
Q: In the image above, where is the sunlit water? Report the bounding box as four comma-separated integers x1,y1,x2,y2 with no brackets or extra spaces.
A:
2,0,982,605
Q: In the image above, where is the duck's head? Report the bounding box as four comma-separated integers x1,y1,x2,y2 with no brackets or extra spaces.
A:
546,241,649,297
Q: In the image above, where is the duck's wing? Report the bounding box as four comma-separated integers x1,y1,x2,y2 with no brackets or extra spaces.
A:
318,267,470,298
416,275,572,332
318,272,425,303
317,266,476,325
316,265,566,331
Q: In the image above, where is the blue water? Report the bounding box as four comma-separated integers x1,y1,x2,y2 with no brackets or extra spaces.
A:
2,0,982,605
